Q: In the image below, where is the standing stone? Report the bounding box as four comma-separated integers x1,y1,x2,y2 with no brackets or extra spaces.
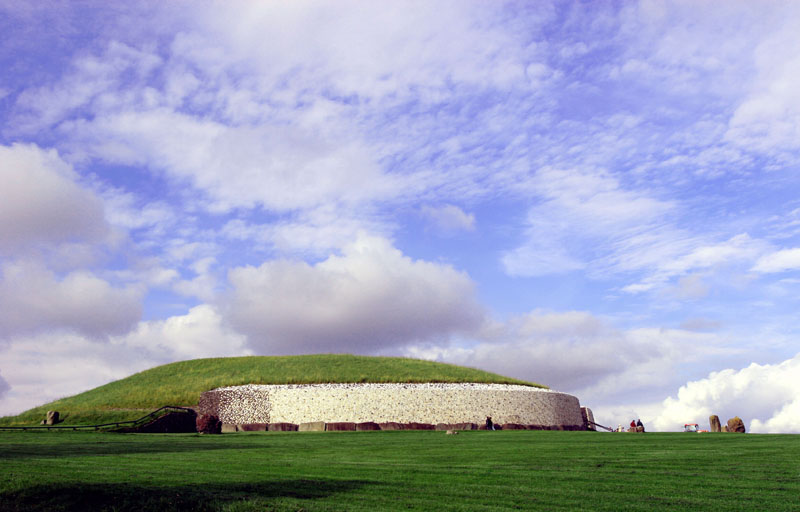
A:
727,417,746,433
581,407,595,431
326,422,356,431
356,422,381,431
239,423,267,432
267,423,298,431
45,411,59,425
378,422,404,430
196,414,222,434
722,425,729,432
709,415,721,433
298,421,325,432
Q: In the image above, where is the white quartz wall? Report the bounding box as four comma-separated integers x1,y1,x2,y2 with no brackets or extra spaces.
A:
198,383,583,427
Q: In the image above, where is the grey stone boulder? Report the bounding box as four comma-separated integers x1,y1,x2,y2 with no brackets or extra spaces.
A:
727,417,746,433
196,414,222,434
45,411,60,425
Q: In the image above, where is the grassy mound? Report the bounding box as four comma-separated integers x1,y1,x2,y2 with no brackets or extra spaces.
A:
0,354,544,426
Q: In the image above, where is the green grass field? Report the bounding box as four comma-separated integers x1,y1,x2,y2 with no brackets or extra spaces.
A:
0,355,542,426
1,430,797,511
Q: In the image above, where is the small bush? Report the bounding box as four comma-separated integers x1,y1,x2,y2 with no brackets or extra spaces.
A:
196,414,221,434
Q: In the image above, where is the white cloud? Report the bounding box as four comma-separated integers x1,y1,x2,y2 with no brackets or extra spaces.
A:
447,311,635,391
184,1,538,101
0,305,250,416
501,241,586,277
679,317,721,332
0,143,147,340
609,232,770,296
101,190,176,234
224,234,484,354
421,204,475,233
0,370,9,400
649,353,800,433
65,108,392,213
171,257,219,302
0,144,108,254
502,168,675,277
725,14,800,156
221,205,392,256
406,310,720,399
673,274,710,300
0,331,148,417
752,248,800,273
117,304,250,361
11,41,162,134
6,1,552,219
0,260,142,339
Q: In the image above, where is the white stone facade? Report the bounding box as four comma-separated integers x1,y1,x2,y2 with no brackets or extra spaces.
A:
198,383,584,427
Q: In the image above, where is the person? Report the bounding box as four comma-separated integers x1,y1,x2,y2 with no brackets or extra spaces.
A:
486,416,495,431
630,419,636,429
636,419,644,432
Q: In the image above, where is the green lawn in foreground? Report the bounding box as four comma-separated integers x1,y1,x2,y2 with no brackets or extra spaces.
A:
1,430,798,511
0,355,543,426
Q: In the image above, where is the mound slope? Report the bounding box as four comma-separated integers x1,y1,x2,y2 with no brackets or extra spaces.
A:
1,355,544,425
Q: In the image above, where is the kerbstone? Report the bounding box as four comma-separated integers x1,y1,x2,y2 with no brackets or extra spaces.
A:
298,421,325,432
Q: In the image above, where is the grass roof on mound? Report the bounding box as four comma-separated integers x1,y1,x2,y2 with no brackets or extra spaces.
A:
0,354,545,426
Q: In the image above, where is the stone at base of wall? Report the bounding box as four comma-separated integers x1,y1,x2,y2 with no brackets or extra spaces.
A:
299,421,326,431
356,422,380,431
407,422,435,430
435,423,478,430
239,423,267,431
268,423,298,431
219,421,590,433
378,422,404,430
326,422,356,431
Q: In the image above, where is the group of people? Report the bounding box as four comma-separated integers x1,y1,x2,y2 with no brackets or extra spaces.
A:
615,419,645,432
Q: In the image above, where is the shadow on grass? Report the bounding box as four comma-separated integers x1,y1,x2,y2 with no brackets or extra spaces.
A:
0,479,373,511
0,438,266,459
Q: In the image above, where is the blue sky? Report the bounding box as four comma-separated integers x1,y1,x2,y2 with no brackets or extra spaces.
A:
2,1,800,432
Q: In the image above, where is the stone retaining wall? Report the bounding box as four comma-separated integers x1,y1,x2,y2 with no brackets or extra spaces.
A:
198,383,584,428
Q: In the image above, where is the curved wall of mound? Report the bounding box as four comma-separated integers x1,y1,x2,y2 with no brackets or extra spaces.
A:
198,383,584,428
